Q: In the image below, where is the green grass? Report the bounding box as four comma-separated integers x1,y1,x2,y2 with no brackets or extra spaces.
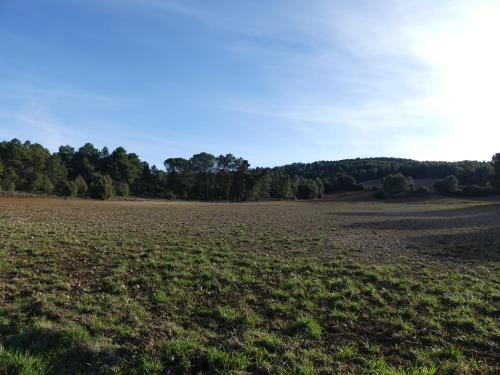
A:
290,316,322,340
0,346,46,375
0,198,498,374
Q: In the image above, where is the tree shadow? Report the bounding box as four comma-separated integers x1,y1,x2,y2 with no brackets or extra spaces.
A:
331,203,500,218
333,204,500,231
411,226,500,262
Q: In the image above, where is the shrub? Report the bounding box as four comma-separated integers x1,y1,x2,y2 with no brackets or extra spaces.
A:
333,175,365,192
89,175,115,200
1,168,18,191
74,176,88,196
382,173,413,195
296,180,322,199
63,181,78,197
434,175,459,194
30,174,54,193
113,182,130,197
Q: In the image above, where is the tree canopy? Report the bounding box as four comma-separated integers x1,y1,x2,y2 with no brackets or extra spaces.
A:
0,138,497,201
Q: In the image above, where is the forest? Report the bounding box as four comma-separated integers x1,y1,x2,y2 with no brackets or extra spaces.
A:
0,138,498,200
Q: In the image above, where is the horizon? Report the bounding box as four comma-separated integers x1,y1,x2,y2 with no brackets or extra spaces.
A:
1,0,499,167
1,137,495,170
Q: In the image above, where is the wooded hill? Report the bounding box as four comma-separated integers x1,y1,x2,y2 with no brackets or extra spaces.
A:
0,138,497,200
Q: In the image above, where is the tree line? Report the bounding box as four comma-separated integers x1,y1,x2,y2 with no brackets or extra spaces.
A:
0,139,498,200
277,157,494,186
0,139,323,200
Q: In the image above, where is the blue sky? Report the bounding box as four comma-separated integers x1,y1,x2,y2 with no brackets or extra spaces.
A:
1,0,499,167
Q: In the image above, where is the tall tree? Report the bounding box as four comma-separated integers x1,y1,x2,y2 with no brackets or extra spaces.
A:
74,143,100,183
104,147,142,185
46,155,68,192
164,157,191,197
492,153,500,191
190,152,216,199
215,154,238,200
230,158,249,202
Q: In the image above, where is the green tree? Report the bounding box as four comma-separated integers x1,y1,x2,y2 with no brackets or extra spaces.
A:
74,143,101,183
164,157,191,197
269,172,294,199
63,181,78,197
46,155,68,193
230,158,250,202
74,175,88,196
214,154,238,200
89,175,115,200
434,175,459,194
114,181,130,197
0,160,3,189
492,153,500,191
382,173,413,194
190,152,216,199
2,167,19,191
31,174,54,193
296,179,321,199
105,147,142,186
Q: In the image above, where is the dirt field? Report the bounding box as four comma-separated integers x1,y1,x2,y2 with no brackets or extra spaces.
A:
0,196,499,374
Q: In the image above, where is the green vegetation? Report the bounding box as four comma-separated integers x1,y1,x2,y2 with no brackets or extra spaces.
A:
493,153,500,192
89,175,115,200
0,197,498,374
382,173,415,195
434,175,460,194
278,157,494,185
1,139,498,200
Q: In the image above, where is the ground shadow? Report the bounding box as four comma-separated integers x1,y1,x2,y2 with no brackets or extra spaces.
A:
411,226,500,262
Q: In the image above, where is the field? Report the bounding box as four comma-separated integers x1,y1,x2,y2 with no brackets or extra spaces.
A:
0,196,499,374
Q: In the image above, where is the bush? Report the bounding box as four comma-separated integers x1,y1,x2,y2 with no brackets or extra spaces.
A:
296,179,322,199
1,168,18,191
113,181,129,197
382,173,413,195
89,175,115,200
333,175,365,192
434,175,459,194
63,181,78,197
74,175,88,196
31,174,54,193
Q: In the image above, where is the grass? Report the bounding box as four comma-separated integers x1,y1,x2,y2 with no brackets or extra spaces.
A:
0,197,498,374
290,316,322,340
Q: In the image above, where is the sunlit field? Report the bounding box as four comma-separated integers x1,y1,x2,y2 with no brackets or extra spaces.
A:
0,196,499,374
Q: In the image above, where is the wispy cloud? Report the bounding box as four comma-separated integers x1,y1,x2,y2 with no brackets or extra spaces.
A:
0,105,82,150
2,0,498,165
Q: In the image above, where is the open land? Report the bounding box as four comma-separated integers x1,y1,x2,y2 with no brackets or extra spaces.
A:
0,196,499,374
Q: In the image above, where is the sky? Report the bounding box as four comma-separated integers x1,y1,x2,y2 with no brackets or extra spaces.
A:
0,0,499,167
